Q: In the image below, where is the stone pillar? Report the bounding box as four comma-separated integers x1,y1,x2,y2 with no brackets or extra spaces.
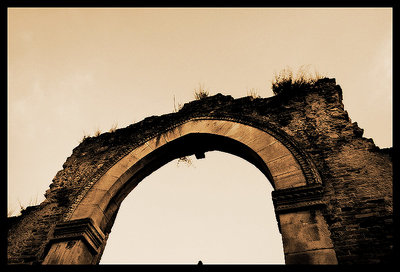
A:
42,218,105,264
272,184,338,264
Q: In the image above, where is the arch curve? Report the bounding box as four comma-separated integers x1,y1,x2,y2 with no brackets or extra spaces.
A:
42,118,337,264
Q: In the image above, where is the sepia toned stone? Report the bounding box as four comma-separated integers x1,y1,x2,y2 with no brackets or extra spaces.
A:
7,79,392,264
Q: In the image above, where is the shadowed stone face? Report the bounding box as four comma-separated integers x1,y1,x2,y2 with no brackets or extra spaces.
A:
8,79,393,264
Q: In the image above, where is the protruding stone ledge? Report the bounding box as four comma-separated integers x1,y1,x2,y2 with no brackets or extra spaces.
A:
47,218,105,254
272,184,325,213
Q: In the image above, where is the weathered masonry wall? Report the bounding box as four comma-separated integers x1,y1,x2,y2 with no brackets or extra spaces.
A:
7,78,393,264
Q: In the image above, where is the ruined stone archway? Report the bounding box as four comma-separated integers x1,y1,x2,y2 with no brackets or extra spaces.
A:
8,79,393,264
42,118,337,264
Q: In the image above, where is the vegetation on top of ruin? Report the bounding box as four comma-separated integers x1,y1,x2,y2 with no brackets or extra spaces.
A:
94,128,101,137
271,66,326,96
194,83,210,100
109,122,118,133
79,69,330,146
247,88,261,99
173,95,184,113
79,132,90,143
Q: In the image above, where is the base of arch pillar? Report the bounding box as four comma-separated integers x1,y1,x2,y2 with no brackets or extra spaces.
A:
285,248,338,264
278,210,338,264
42,239,96,264
42,218,105,264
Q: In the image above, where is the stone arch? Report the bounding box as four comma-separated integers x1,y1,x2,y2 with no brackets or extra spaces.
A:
9,80,393,265
42,117,337,264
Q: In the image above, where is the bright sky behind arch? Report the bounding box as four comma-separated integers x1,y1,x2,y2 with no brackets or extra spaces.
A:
100,152,284,264
8,8,392,264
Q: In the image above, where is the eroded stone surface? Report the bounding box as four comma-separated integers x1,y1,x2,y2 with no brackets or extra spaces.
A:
7,79,393,264
279,210,334,254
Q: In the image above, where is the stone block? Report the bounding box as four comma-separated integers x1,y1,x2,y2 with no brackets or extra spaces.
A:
69,204,106,230
106,160,131,180
78,188,112,213
285,248,338,264
279,210,334,254
273,170,307,190
43,240,94,264
91,172,123,198
145,134,168,150
176,120,203,136
130,143,153,161
257,141,292,163
223,122,261,143
267,154,302,178
197,119,236,136
163,126,182,143
245,132,278,153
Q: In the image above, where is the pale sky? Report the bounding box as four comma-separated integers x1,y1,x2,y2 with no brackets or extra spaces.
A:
7,8,392,264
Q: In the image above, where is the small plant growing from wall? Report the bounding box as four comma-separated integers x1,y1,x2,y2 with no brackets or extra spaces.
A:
247,88,261,99
194,83,210,100
109,122,118,133
94,128,101,137
271,65,325,96
79,131,90,143
173,95,183,113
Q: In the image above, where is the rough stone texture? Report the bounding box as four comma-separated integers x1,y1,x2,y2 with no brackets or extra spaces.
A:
7,78,393,264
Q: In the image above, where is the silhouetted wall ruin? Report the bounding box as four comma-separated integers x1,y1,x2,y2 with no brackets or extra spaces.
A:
7,78,393,264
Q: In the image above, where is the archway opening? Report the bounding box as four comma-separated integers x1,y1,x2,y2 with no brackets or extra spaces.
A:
100,151,285,264
42,120,336,265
